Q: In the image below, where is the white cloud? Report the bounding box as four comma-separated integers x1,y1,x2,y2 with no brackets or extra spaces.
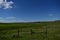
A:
0,0,14,9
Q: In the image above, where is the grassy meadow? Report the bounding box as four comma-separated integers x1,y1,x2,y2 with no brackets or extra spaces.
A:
0,20,60,40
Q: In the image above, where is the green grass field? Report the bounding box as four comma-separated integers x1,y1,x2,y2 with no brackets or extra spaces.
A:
0,21,60,40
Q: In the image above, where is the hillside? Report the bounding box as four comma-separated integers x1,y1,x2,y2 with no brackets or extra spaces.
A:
0,20,60,31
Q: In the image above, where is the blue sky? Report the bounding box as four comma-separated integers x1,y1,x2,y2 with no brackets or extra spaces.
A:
0,0,60,22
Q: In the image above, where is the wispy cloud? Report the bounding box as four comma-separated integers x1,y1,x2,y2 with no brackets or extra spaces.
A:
48,14,53,17
6,17,16,19
0,17,35,23
0,17,3,19
0,0,14,9
0,17,27,23
0,17,16,23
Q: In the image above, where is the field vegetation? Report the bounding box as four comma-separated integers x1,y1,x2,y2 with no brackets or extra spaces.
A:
0,20,60,40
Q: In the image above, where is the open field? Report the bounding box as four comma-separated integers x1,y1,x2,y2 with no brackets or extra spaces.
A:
0,21,60,40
